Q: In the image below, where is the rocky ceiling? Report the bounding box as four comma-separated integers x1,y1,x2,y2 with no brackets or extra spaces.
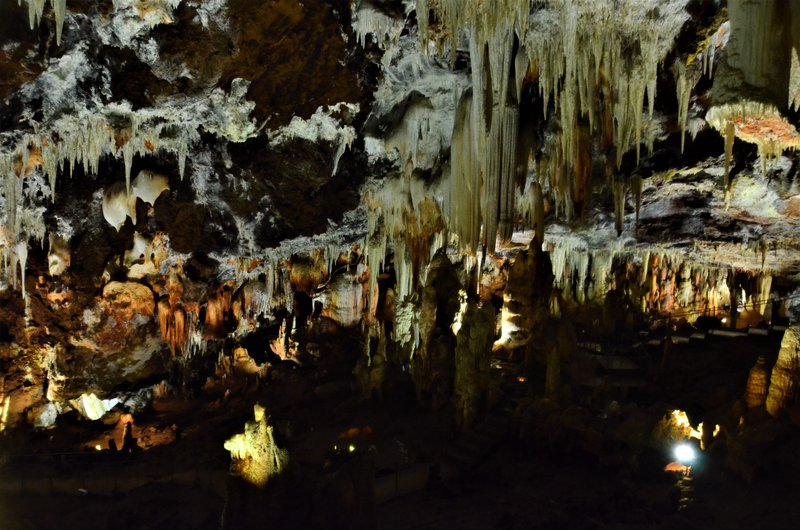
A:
2,0,800,432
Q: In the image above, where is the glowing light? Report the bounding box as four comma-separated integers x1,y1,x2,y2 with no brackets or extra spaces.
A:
721,317,727,324
713,425,721,437
348,444,356,453
517,376,527,383
674,443,696,465
95,444,102,451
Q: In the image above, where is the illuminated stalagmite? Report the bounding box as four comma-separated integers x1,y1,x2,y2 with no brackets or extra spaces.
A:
766,326,800,417
454,301,496,429
224,404,288,487
745,356,770,410
497,239,553,351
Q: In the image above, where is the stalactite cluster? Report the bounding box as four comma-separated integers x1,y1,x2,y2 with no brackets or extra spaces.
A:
19,0,67,44
430,0,689,253
546,236,774,325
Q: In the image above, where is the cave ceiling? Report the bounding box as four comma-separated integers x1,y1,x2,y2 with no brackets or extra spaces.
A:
2,0,800,429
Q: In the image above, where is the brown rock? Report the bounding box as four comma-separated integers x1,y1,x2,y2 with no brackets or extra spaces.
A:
102,281,155,318
54,283,163,398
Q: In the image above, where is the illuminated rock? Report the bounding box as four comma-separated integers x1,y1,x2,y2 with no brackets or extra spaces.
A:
497,239,553,351
69,392,120,421
224,404,289,487
745,356,770,409
47,234,70,276
28,402,58,428
51,282,162,398
318,272,366,328
766,326,800,416
706,1,800,183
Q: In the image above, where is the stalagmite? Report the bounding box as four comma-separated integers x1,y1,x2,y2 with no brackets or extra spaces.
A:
497,238,553,350
745,356,770,409
454,301,495,430
766,326,800,416
224,404,289,487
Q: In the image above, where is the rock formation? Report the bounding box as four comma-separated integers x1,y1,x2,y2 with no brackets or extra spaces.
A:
766,326,800,416
1,2,800,524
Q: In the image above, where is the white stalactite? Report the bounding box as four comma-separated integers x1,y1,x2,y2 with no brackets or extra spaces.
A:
422,0,689,244
352,1,405,50
19,0,68,45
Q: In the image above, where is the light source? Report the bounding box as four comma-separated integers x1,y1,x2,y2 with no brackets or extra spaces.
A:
674,443,696,465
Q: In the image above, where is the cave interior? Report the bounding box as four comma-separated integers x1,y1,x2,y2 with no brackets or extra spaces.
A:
2,0,800,528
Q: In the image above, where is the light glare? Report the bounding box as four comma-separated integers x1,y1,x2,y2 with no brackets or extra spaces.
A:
674,443,695,464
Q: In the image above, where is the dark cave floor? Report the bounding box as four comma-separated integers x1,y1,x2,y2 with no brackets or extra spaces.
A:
2,331,800,529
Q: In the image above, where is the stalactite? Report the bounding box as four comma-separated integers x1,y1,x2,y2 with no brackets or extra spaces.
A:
675,62,693,153
0,95,226,297
631,174,642,225
544,235,770,323
447,90,482,255
204,287,232,338
352,0,404,50
531,181,544,245
14,241,28,307
517,0,689,217
613,179,626,236
363,175,444,325
723,119,735,190
497,104,520,244
709,103,800,184
705,1,800,195
483,106,502,252
20,0,67,45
